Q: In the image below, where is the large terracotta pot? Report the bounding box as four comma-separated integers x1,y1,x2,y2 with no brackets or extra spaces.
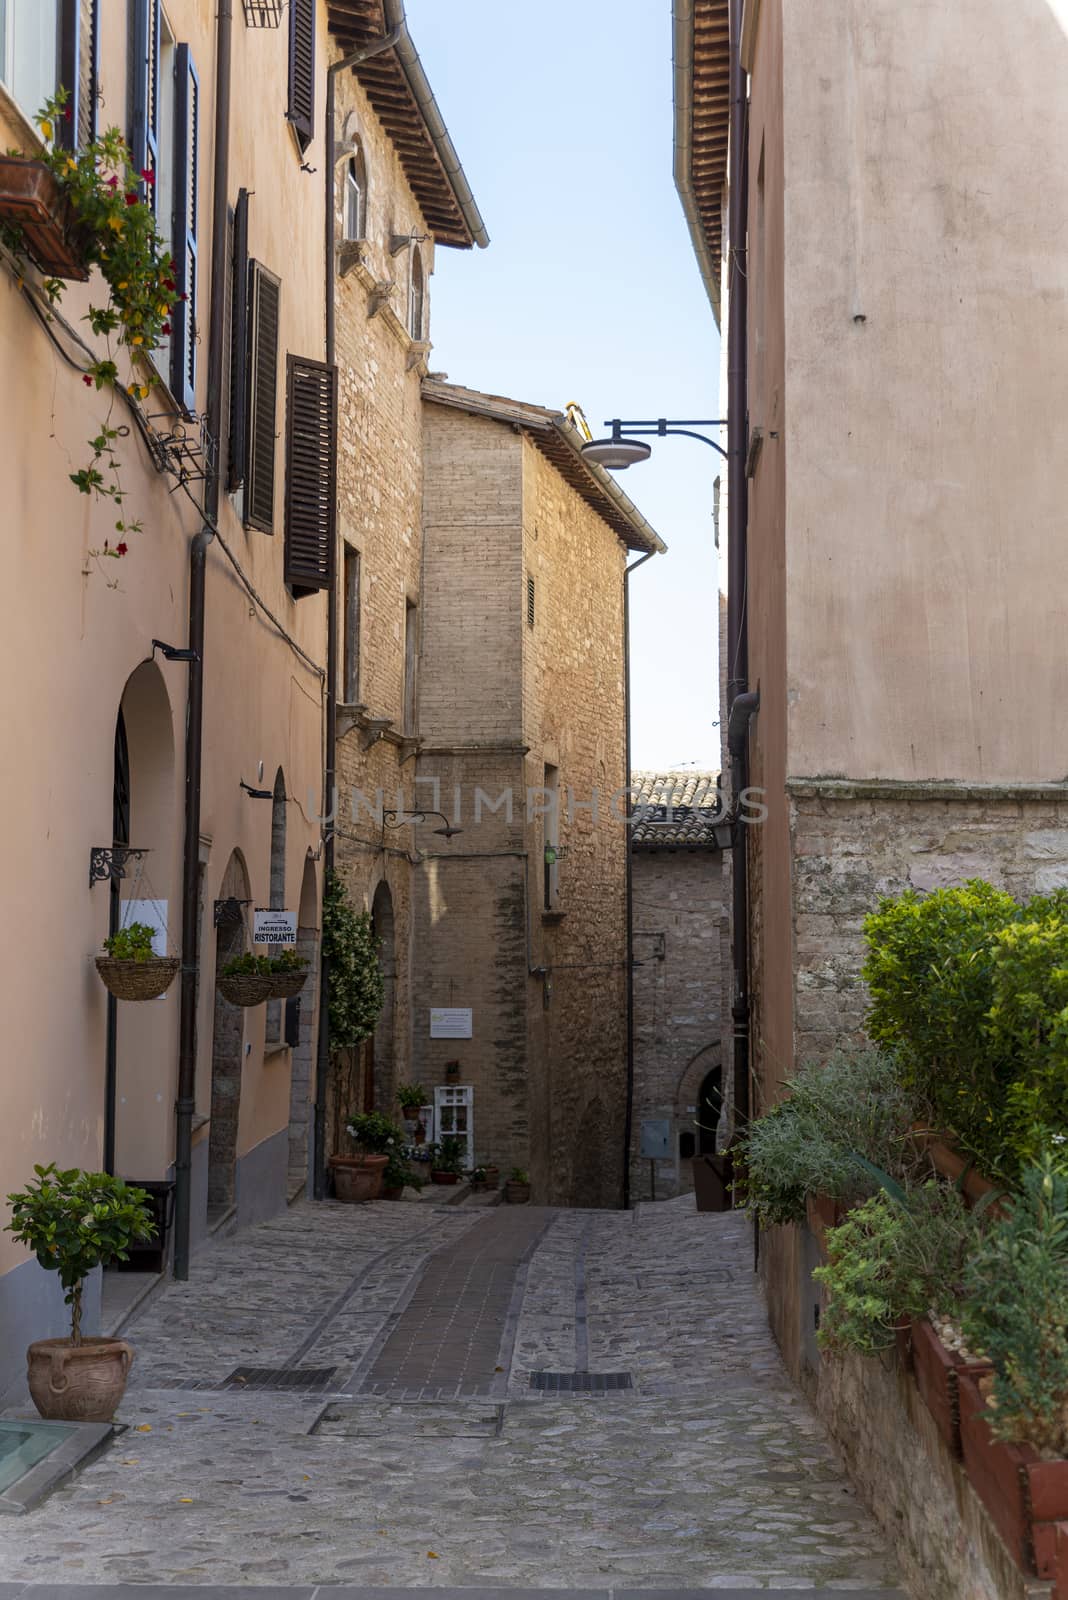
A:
27,1336,134,1422
330,1153,387,1203
958,1371,1068,1579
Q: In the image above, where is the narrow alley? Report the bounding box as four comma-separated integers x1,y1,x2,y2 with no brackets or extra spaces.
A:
0,1198,902,1596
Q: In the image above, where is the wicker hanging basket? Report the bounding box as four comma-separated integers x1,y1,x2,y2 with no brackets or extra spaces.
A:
268,968,308,1001
95,956,180,1002
217,972,274,1007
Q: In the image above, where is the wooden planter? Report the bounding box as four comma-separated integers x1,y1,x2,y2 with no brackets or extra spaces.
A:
505,1180,531,1204
0,157,88,279
958,1371,1068,1578
96,955,180,1001
483,1165,500,1191
805,1191,845,1256
911,1317,992,1457
915,1129,1005,1215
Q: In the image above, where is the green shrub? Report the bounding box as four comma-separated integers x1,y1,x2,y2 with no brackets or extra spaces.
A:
814,1181,982,1355
988,914,1068,1168
346,1111,402,1154
740,1047,922,1227
102,922,158,962
961,1152,1068,1453
323,871,384,1050
430,1137,466,1175
269,949,307,973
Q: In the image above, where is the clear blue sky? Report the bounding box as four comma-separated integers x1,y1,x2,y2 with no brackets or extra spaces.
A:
407,0,723,773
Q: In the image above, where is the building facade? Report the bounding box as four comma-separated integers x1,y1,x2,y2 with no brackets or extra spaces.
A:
674,0,1068,1375
629,772,726,1204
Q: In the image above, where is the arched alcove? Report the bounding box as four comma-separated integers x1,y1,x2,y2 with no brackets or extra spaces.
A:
287,852,321,1199
265,768,287,1044
208,849,252,1218
367,879,396,1113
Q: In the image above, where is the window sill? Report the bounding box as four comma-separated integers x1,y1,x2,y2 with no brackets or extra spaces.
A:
264,1041,292,1063
541,909,567,925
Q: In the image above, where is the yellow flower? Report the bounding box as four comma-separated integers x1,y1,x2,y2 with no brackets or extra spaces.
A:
38,118,53,142
107,216,124,235
139,384,150,400
157,303,169,315
118,281,128,291
65,157,77,172
131,334,144,345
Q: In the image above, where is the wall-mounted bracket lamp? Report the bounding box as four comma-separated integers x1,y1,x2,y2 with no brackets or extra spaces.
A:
152,639,199,663
580,417,729,470
240,779,274,800
383,809,463,840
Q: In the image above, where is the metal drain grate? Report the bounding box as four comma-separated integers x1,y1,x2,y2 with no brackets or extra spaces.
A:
529,1371,633,1392
222,1366,338,1393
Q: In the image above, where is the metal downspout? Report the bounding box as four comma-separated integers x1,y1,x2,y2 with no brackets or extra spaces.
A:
313,27,403,1201
622,547,657,1210
726,0,751,1143
173,0,231,1281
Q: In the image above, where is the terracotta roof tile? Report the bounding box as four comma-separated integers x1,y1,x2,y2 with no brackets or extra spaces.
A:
630,770,723,849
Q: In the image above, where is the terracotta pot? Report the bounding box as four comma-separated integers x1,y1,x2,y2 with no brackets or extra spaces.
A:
382,1185,404,1201
0,157,89,280
911,1317,992,1457
330,1153,388,1203
505,1180,531,1204
27,1336,134,1422
431,1170,459,1185
958,1371,1068,1578
484,1166,500,1190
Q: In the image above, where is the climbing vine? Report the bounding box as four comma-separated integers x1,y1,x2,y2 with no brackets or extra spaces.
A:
322,869,384,1051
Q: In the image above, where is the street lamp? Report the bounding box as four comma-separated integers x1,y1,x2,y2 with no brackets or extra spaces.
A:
382,808,463,840
581,417,728,468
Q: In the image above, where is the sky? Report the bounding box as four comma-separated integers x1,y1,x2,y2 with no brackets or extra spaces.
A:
405,0,723,774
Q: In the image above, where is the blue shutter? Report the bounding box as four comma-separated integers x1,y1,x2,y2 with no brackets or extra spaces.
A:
171,44,199,414
131,0,161,211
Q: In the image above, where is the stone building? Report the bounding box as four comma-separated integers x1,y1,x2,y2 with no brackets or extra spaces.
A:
673,0,1068,1376
629,773,726,1203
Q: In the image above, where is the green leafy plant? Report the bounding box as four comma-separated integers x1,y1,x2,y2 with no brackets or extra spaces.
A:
986,913,1068,1169
814,1181,984,1356
383,1150,419,1191
739,1047,923,1227
5,1165,155,1343
222,952,271,978
430,1137,466,1175
102,922,157,962
961,1151,1068,1453
396,1083,427,1111
346,1111,402,1154
269,949,307,973
322,871,384,1050
469,1167,487,1184
4,92,180,562
509,1167,530,1184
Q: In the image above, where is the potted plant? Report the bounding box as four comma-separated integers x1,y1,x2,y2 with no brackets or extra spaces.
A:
444,1059,461,1082
505,1168,531,1204
381,1151,423,1201
469,1166,487,1192
217,952,273,1008
5,1165,155,1421
484,1163,500,1191
397,1083,427,1132
332,1111,400,1203
429,1136,466,1186
267,949,308,1000
95,921,180,1002
322,871,385,1170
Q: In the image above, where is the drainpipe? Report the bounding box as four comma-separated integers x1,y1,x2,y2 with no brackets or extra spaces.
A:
622,546,656,1211
173,0,231,1280
725,0,751,1142
313,25,404,1201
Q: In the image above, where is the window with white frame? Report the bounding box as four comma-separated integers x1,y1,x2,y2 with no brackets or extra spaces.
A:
344,142,367,241
0,0,59,126
434,1086,473,1170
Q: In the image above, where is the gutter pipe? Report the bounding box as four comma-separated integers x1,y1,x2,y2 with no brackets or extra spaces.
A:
622,546,657,1210
726,0,751,1142
173,0,231,1280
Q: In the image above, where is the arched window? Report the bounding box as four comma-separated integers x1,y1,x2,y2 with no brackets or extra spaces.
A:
408,247,425,340
344,143,367,241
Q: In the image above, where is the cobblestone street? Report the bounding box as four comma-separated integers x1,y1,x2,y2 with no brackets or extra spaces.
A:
0,1197,903,1596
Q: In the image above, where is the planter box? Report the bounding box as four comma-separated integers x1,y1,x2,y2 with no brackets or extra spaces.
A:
0,157,88,280
915,1129,1004,1214
958,1370,1068,1578
805,1191,845,1257
912,1317,992,1457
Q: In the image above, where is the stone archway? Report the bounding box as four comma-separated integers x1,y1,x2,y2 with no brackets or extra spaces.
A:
367,879,396,1113
208,850,251,1219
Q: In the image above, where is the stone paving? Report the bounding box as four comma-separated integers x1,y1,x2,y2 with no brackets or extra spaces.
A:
0,1195,904,1594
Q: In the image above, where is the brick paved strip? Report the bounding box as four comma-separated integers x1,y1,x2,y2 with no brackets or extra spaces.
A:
359,1207,554,1396
0,1585,906,1598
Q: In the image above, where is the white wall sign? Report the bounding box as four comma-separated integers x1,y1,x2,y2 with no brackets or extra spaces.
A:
253,909,297,946
122,900,168,956
429,1007,473,1039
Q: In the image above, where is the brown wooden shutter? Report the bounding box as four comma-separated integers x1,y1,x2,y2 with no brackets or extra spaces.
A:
284,355,337,596
245,261,280,533
227,189,250,492
287,0,315,153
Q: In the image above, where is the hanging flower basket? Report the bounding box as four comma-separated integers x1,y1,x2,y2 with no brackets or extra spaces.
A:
217,972,274,1008
95,955,179,1002
268,968,308,1000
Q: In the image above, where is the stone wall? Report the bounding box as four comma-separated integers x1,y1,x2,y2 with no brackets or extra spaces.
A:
630,846,725,1201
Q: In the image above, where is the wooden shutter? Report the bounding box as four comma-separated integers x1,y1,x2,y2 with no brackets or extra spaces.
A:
245,263,281,532
227,189,250,492
287,0,315,153
58,0,99,150
171,45,199,414
284,355,337,596
130,0,161,212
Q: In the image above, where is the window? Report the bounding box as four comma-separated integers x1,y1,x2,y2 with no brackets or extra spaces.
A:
543,764,559,910
130,0,160,204
403,599,418,734
342,544,361,704
0,0,58,126
287,0,314,153
344,143,367,241
284,353,338,596
408,247,425,340
526,574,535,628
434,1086,473,1170
245,260,280,532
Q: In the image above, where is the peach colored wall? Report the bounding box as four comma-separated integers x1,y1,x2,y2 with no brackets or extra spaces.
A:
0,1,330,1278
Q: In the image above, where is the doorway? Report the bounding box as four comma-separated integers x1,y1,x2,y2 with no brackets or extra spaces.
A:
207,850,251,1220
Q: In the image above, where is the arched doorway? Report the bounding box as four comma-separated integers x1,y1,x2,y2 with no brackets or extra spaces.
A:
696,1063,723,1156
265,769,287,1045
208,849,251,1220
366,880,396,1112
287,853,320,1198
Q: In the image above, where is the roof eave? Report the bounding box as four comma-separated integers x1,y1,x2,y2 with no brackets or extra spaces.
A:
672,0,728,328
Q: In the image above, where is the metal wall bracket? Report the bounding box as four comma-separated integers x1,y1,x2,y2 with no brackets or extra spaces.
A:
89,846,148,887
214,896,251,927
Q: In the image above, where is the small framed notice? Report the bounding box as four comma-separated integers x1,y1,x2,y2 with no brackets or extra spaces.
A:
429,1007,473,1039
253,909,297,946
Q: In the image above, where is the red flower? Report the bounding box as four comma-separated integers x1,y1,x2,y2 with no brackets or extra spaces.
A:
125,193,138,207
62,104,72,122
164,278,177,292
161,322,172,336
179,292,188,302
140,168,155,185
106,174,119,189
82,374,93,386
116,542,128,557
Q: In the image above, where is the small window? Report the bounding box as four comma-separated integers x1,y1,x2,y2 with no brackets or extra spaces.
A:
408,247,425,340
343,545,361,704
526,574,535,628
0,0,59,127
403,599,418,734
344,143,367,241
